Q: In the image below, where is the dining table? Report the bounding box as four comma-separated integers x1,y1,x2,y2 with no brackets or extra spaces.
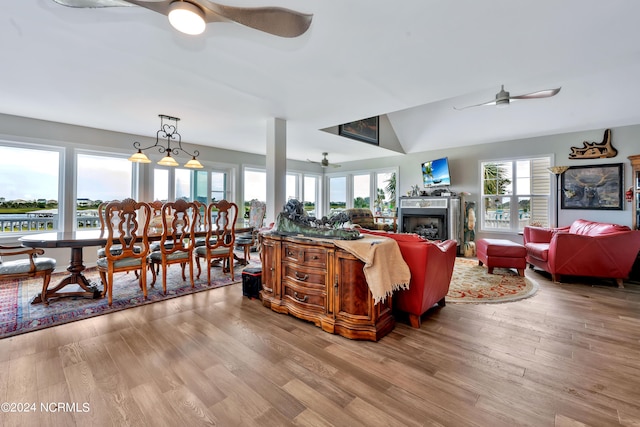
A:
19,222,253,304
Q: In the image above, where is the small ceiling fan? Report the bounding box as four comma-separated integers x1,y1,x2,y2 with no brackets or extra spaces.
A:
52,0,313,38
454,85,561,110
307,152,341,168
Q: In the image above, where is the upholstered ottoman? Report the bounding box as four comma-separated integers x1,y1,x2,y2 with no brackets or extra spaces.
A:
476,238,526,277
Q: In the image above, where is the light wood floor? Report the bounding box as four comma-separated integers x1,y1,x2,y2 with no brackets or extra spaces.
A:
1,266,639,427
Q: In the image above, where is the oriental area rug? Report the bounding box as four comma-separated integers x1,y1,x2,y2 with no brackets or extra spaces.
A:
0,257,260,339
447,257,539,303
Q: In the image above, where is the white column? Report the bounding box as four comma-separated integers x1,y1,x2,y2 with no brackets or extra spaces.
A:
266,118,287,225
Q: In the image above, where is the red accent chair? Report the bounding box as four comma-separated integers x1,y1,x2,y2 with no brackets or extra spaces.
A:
523,219,640,288
360,229,457,328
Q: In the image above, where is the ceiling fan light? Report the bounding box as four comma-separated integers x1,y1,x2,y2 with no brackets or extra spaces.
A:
168,1,206,35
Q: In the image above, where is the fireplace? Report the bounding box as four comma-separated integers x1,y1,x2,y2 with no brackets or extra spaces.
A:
398,197,461,244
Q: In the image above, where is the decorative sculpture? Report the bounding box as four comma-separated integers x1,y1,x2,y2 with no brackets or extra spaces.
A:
272,199,361,240
569,129,617,159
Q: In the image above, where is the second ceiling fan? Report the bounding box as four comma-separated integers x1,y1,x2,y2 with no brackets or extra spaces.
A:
454,85,561,110
307,153,341,168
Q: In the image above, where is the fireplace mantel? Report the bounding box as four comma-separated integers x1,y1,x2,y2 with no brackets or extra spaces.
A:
398,196,461,245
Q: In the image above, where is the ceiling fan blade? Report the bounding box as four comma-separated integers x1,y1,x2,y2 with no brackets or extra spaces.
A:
510,87,561,100
202,1,313,38
52,0,133,7
453,99,497,111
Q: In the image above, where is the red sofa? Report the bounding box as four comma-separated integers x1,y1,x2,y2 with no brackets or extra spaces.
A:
523,219,640,287
360,229,457,328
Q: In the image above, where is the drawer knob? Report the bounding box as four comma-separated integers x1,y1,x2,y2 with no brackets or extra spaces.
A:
312,255,319,260
293,292,308,302
294,272,309,281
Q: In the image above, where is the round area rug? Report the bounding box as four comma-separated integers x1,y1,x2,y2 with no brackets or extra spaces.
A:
447,257,539,303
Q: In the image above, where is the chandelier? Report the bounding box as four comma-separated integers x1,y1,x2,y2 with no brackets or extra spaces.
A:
128,115,203,169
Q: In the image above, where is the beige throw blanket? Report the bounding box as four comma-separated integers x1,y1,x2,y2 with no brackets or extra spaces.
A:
333,235,410,304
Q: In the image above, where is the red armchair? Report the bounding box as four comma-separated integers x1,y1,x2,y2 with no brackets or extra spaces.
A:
360,229,457,328
523,219,640,288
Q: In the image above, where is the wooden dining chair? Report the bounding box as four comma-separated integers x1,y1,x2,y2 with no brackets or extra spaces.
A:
195,200,238,284
193,200,208,248
96,198,151,306
235,199,266,263
0,245,57,305
148,199,199,294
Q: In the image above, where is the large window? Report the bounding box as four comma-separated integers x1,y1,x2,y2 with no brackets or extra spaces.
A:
481,157,551,232
326,169,397,217
76,152,133,229
156,167,231,205
0,144,61,233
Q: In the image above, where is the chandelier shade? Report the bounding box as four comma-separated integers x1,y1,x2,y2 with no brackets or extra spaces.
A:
129,114,203,169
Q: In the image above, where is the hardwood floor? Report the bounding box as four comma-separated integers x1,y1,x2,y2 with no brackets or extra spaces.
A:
1,267,639,426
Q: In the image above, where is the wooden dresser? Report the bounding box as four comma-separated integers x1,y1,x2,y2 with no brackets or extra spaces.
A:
259,233,395,341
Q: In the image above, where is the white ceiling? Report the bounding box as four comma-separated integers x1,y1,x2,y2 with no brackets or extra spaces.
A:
4,1,640,165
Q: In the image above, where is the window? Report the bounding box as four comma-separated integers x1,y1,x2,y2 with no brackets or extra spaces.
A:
353,174,370,209
286,174,298,201
328,176,346,214
303,175,318,218
175,168,191,201
375,171,395,215
0,144,61,234
154,168,169,202
243,168,266,218
481,157,551,232
76,152,133,229
210,171,228,202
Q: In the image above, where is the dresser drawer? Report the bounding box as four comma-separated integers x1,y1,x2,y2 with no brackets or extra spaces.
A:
283,281,326,311
282,243,327,268
282,263,326,290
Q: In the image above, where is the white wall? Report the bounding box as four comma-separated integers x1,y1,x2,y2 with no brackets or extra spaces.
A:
2,112,639,262
336,124,640,241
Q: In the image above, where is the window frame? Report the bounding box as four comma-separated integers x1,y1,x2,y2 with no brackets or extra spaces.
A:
0,140,65,240
479,156,551,233
324,167,398,217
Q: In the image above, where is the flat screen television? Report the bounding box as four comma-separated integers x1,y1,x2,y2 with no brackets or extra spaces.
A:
422,157,451,187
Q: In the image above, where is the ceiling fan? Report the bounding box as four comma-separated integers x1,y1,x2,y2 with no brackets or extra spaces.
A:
307,152,341,168
454,85,561,110
52,0,313,38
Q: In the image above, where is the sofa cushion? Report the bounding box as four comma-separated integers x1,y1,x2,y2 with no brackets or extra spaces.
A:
569,219,631,236
525,242,549,262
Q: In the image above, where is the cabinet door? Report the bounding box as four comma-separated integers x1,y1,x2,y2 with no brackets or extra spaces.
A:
260,236,280,298
334,251,373,321
333,250,395,341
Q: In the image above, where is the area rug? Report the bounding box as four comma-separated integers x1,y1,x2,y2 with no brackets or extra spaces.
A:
0,257,260,339
447,257,539,303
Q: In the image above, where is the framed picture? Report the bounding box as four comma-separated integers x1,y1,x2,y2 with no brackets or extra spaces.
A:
338,116,379,145
561,163,623,210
